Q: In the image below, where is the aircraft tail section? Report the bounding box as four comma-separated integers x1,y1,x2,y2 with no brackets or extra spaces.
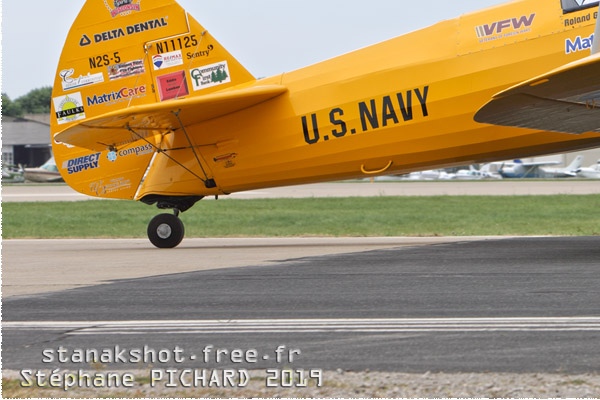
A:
50,0,255,199
567,155,584,171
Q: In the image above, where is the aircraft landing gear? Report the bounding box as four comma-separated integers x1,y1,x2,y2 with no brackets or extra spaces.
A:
142,196,204,249
147,211,185,249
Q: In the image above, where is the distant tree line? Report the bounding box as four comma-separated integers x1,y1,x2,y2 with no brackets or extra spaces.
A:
2,87,52,117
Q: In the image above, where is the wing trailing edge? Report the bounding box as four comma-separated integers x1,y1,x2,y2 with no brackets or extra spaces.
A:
53,85,288,151
474,53,600,134
475,4,600,135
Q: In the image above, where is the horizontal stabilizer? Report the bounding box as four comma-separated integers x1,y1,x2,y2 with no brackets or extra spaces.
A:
474,53,600,134
54,85,287,151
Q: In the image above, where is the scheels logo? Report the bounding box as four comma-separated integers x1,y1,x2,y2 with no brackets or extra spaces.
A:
105,0,141,18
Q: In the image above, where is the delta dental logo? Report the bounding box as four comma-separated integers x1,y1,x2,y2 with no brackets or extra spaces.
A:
105,0,141,18
475,13,536,42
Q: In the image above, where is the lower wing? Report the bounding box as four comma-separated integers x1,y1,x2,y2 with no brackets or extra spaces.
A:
474,52,600,135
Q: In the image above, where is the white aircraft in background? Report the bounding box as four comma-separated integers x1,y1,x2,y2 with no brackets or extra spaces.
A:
23,157,64,183
497,160,554,178
398,170,454,180
577,160,600,179
540,155,584,178
498,156,583,178
454,165,503,180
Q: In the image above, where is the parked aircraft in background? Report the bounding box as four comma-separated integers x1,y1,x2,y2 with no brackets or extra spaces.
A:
540,155,584,178
23,157,64,183
2,165,24,183
50,0,600,247
577,160,600,179
498,160,561,178
454,165,503,180
399,170,454,181
497,156,584,178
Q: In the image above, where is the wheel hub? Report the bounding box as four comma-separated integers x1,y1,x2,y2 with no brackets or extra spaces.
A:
156,223,172,239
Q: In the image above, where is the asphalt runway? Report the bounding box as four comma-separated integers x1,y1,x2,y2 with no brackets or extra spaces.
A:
3,180,600,202
3,236,600,373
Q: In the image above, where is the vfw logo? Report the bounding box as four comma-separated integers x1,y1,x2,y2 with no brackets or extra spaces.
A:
475,14,536,39
105,0,141,18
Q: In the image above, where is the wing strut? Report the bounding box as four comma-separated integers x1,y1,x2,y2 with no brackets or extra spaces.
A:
125,124,216,189
172,109,217,189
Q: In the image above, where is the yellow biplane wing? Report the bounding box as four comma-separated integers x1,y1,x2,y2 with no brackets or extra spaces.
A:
474,53,600,134
475,4,600,135
54,84,287,152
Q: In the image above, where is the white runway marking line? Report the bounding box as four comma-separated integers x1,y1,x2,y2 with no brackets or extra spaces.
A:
4,317,600,335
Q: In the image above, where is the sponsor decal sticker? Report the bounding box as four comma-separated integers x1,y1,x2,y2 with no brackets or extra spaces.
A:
153,50,184,70
105,0,141,18
53,93,86,125
566,33,595,54
90,177,133,195
62,153,102,175
87,85,147,106
190,61,231,91
107,144,154,162
60,69,105,91
475,14,536,42
157,71,189,101
186,45,214,60
108,60,145,80
80,17,168,46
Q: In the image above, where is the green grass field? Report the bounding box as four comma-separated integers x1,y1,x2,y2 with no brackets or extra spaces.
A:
3,195,600,239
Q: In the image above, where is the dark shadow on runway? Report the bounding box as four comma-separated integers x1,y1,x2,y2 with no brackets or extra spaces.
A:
4,237,600,373
4,237,600,321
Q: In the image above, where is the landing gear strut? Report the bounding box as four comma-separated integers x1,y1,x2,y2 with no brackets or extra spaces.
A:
147,211,185,249
142,196,204,249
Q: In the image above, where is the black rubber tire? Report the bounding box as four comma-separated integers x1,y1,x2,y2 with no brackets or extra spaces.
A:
147,213,185,249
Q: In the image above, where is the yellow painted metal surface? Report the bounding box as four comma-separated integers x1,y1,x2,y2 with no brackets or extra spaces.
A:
51,0,600,201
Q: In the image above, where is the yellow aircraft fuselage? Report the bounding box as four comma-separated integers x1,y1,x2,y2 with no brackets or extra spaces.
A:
51,0,600,246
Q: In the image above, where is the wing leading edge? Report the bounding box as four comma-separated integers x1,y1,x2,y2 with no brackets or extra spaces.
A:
53,85,288,152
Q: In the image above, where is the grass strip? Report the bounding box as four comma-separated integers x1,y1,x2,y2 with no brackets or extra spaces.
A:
3,195,600,239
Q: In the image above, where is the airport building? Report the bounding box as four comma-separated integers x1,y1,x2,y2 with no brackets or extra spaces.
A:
2,115,52,168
